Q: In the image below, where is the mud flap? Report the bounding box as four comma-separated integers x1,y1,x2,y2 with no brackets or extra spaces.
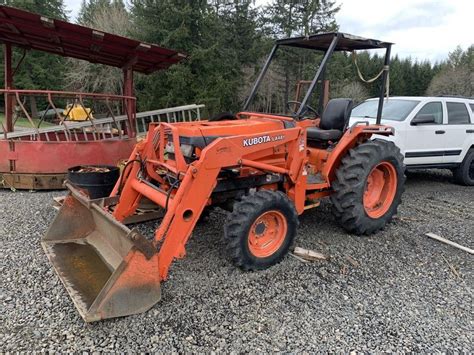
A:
41,185,161,322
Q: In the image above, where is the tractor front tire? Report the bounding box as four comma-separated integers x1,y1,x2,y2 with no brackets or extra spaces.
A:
224,190,298,271
331,139,405,235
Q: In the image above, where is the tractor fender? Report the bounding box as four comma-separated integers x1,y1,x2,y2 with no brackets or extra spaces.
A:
322,125,393,183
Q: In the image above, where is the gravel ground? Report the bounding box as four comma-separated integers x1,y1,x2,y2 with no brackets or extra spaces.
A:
1,169,473,352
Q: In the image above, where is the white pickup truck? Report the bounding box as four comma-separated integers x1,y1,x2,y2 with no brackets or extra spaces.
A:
349,96,474,185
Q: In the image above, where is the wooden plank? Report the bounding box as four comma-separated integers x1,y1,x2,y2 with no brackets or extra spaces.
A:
292,246,328,262
425,232,473,255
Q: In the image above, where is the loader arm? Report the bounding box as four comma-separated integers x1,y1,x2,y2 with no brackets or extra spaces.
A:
41,122,303,322
110,123,304,280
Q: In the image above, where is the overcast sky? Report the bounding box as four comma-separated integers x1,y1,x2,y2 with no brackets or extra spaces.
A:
64,0,472,63
334,0,473,63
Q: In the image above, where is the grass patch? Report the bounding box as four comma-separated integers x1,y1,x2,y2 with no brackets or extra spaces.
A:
0,114,55,132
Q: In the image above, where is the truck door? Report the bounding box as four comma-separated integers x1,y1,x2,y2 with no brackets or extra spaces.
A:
405,101,445,166
443,101,473,164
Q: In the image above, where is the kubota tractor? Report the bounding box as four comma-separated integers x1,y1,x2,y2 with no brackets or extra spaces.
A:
42,32,405,322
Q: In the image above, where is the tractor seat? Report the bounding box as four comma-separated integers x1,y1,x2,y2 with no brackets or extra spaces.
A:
307,98,353,142
307,127,343,141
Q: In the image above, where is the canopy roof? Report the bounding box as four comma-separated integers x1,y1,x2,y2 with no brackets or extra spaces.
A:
276,32,392,51
0,5,186,74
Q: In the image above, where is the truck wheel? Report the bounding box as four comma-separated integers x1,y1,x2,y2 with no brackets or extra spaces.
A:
331,139,405,235
452,149,474,186
224,190,298,270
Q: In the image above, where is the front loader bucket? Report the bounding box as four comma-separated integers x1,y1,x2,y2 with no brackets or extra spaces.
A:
41,186,160,322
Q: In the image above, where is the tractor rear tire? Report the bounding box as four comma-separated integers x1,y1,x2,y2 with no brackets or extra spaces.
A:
331,139,405,235
224,190,298,271
452,149,474,186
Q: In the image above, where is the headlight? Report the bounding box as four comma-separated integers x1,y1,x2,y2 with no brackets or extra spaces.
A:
164,142,194,158
179,144,194,157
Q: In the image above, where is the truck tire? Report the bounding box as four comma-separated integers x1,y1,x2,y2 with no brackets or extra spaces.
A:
224,190,298,270
331,139,405,235
452,149,474,186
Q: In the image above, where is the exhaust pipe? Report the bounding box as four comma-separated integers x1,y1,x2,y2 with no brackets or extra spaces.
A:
42,184,161,322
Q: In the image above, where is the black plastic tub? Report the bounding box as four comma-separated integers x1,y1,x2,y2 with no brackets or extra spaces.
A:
67,165,120,199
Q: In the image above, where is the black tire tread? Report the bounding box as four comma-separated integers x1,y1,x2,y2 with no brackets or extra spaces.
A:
330,139,406,235
224,190,298,270
452,149,474,186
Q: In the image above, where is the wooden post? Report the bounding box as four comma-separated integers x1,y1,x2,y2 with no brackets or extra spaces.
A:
123,67,135,137
4,43,14,132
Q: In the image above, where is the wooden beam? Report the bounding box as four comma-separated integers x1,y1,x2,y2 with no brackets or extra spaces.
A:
425,233,474,255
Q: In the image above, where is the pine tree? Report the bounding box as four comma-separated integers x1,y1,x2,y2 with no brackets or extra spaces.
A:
427,45,473,97
257,0,340,113
130,0,264,115
0,0,68,118
77,0,123,25
1,0,68,91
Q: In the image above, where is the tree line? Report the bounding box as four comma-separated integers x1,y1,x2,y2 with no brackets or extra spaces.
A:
1,0,472,118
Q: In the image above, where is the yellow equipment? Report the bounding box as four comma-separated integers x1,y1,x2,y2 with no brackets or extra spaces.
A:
63,103,93,121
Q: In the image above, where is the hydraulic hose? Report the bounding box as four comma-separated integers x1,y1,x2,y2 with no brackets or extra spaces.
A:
165,178,180,213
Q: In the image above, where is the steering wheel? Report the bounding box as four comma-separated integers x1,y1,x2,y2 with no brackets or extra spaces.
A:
286,100,319,118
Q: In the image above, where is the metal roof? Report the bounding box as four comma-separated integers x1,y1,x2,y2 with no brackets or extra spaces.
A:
0,5,186,74
276,32,392,51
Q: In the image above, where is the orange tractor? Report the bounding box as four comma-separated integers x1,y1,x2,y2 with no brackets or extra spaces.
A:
42,32,405,322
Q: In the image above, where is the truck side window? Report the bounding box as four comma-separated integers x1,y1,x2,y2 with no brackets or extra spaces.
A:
414,102,443,124
447,102,470,124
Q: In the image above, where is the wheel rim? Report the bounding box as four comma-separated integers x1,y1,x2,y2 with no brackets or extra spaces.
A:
469,159,474,180
363,161,398,219
248,210,287,258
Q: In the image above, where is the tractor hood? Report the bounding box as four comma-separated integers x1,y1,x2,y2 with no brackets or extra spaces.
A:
173,116,294,149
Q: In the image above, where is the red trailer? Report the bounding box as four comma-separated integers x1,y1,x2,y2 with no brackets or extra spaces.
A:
0,5,185,189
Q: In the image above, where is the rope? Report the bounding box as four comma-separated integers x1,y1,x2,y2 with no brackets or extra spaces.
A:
352,51,390,99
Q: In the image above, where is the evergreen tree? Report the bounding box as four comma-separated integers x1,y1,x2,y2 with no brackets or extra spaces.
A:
77,0,124,25
262,0,339,37
0,0,68,117
1,0,455,117
130,0,264,115
1,0,68,91
3,0,67,19
255,0,340,113
427,45,473,97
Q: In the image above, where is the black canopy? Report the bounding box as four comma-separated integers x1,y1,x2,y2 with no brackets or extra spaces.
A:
276,32,392,51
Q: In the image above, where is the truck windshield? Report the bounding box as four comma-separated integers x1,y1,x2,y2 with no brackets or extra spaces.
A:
352,99,420,121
